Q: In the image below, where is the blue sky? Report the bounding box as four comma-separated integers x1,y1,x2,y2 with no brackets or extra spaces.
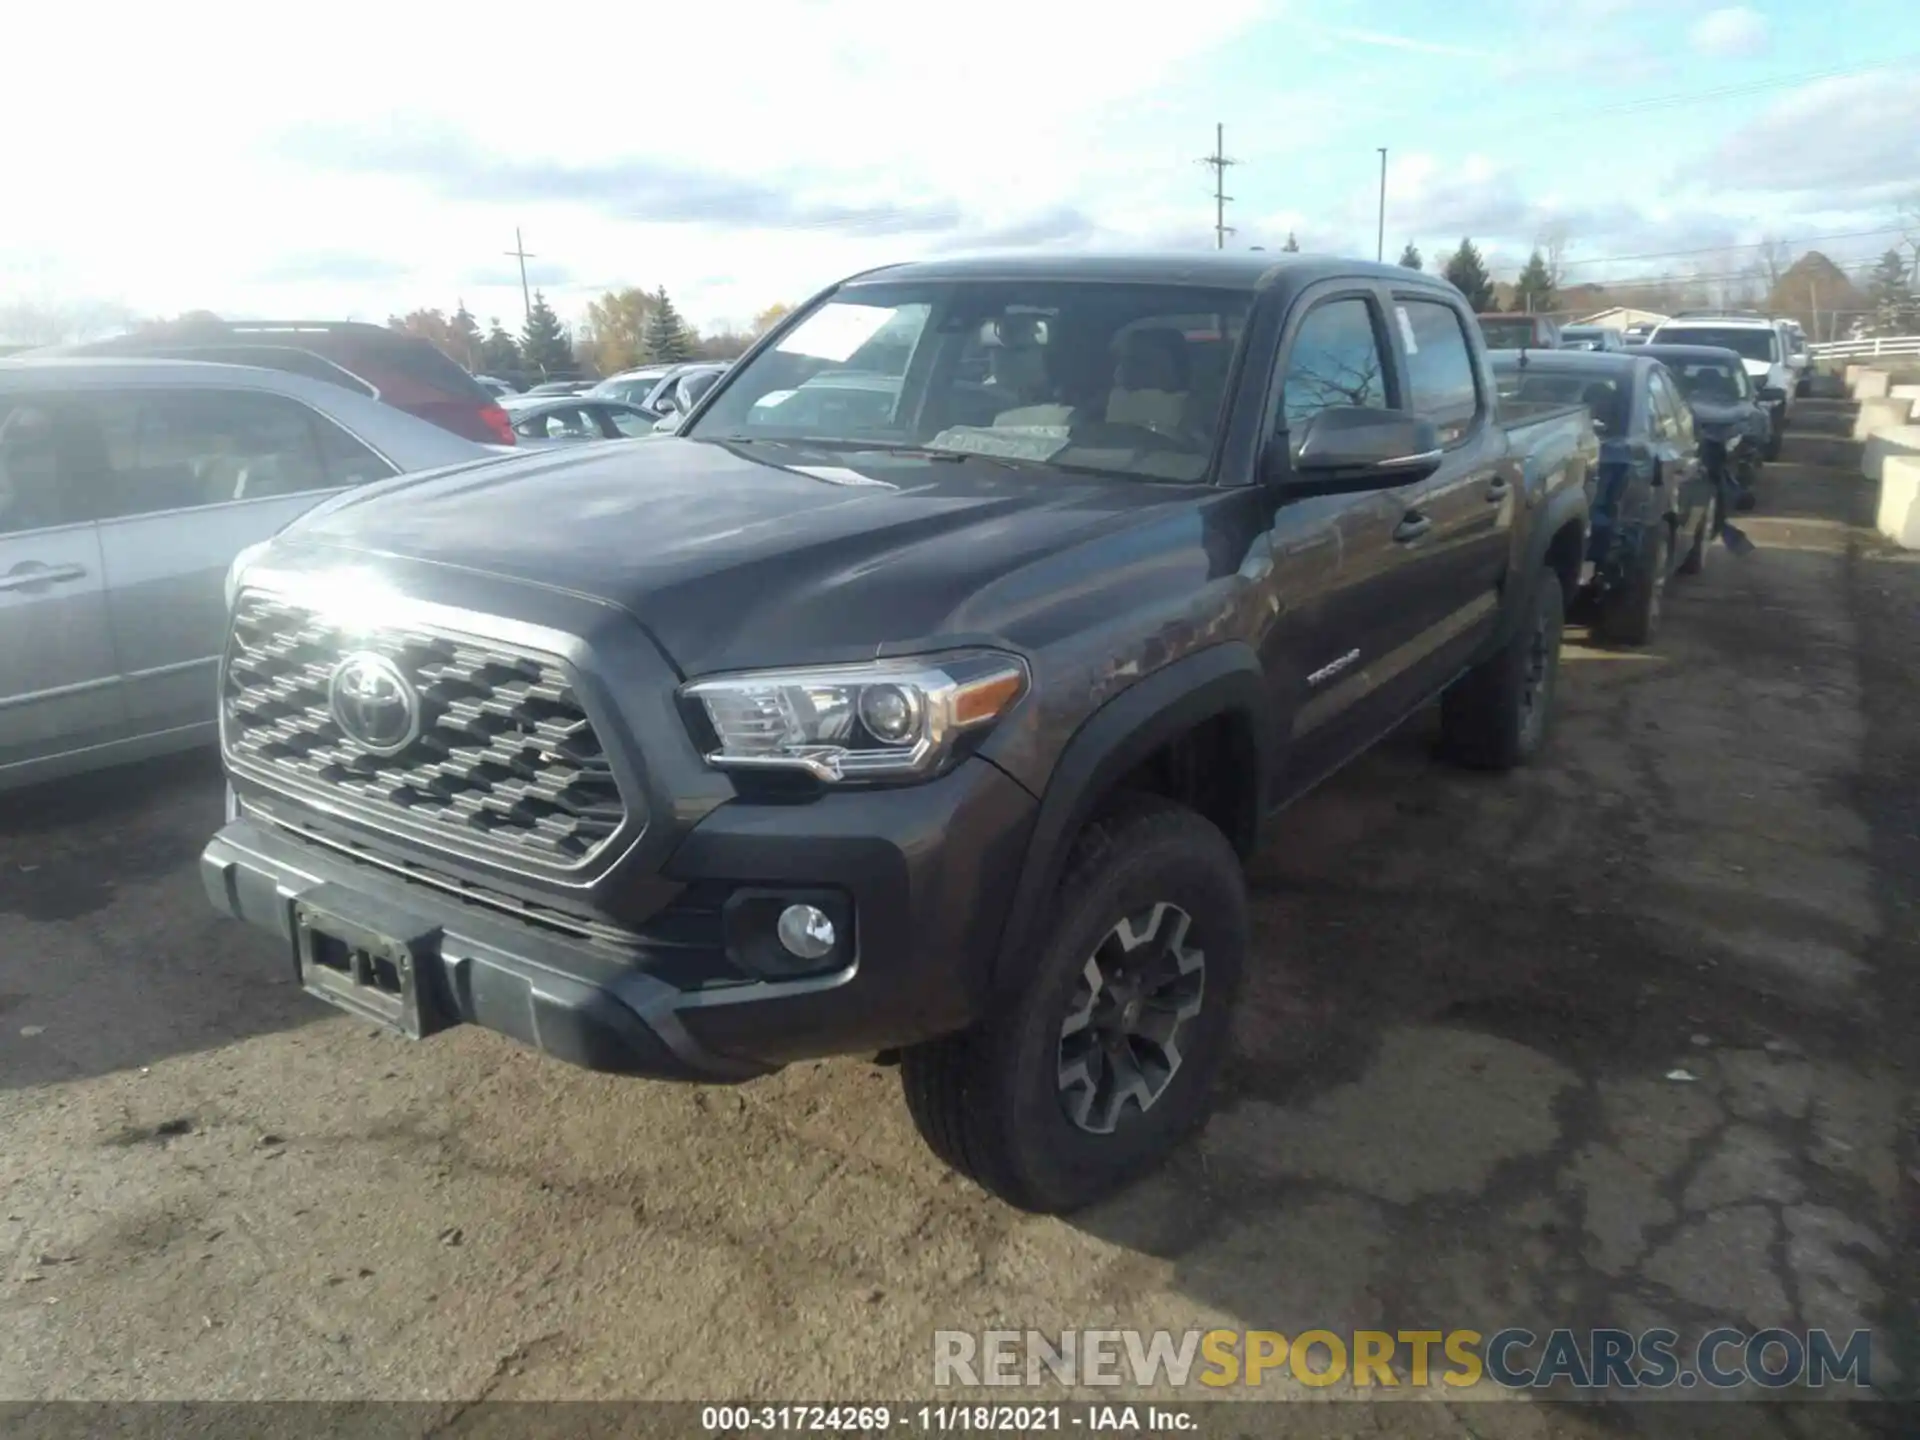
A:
3,0,1914,336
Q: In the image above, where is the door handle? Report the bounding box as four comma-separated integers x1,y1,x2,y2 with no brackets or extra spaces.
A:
1392,512,1433,545
0,562,88,592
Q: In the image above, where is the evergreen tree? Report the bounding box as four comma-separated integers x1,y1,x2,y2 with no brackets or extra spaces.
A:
1512,249,1555,314
449,302,483,371
1398,241,1422,271
478,317,520,377
1281,231,1301,253
644,287,694,364
1866,249,1916,335
1442,238,1496,312
520,291,573,378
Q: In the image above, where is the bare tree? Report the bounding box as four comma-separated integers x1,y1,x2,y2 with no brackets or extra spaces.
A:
1900,189,1920,283
1538,221,1573,291
0,297,136,346
1755,234,1793,294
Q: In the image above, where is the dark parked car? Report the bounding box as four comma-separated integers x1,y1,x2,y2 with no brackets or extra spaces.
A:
1478,314,1563,350
1493,349,1714,645
40,320,516,446
206,253,1595,1212
1639,344,1768,510
645,362,731,419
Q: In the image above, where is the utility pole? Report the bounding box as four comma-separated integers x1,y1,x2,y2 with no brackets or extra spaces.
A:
1376,148,1388,263
1201,124,1237,250
505,227,536,323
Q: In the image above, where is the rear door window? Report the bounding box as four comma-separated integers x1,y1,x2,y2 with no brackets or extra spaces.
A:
1394,299,1480,446
75,389,346,518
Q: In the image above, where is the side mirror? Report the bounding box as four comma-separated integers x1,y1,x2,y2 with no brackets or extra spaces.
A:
652,414,679,434
681,372,720,408
654,393,681,417
1758,385,1786,404
1271,407,1443,494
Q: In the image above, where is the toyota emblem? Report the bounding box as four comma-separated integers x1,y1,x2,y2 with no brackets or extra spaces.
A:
327,651,421,755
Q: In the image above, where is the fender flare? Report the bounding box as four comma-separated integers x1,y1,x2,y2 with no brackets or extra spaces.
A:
1493,487,1590,649
987,642,1274,996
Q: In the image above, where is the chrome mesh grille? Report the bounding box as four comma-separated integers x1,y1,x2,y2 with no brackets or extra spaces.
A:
222,593,630,867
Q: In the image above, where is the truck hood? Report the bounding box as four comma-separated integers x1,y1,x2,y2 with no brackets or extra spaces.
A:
280,437,1207,675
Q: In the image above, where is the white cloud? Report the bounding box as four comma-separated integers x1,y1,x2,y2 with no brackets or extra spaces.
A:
1679,69,1920,202
1689,6,1771,58
0,0,1278,331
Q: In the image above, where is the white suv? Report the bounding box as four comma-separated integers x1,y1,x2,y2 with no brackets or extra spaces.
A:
1647,312,1798,457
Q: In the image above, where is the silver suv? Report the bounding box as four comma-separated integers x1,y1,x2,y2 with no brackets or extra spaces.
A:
0,358,491,790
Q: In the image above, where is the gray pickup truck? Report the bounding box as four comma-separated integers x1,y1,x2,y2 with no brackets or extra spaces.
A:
204,254,1595,1212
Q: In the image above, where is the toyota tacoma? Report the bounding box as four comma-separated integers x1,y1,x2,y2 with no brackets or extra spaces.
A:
204,254,1595,1212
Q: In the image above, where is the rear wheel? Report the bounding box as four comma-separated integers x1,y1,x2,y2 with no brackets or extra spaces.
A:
1595,521,1670,646
1440,564,1566,772
899,796,1246,1213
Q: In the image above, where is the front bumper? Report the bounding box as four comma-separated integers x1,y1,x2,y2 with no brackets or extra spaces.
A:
203,757,1038,1080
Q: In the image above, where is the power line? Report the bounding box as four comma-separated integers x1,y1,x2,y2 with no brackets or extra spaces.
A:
1200,123,1238,250
1560,227,1909,272
1542,53,1918,122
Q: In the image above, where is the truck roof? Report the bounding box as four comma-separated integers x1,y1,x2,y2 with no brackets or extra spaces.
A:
845,251,1445,295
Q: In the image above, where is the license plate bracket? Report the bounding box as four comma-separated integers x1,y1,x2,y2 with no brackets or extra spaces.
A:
292,890,444,1039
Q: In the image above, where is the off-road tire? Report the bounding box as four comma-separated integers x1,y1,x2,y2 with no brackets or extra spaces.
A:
1439,563,1566,772
899,795,1247,1213
1595,521,1670,647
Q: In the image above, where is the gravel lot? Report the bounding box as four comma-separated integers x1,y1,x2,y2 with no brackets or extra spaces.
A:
3,410,1915,1436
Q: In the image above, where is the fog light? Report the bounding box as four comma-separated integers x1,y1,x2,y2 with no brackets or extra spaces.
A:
776,904,837,960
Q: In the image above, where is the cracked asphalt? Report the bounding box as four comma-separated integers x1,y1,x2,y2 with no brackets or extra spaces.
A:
2,405,1915,1436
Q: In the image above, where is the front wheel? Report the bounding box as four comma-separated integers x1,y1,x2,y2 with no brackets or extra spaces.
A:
1439,563,1567,772
899,796,1247,1213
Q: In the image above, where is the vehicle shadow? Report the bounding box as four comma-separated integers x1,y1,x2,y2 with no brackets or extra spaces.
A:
0,750,321,1092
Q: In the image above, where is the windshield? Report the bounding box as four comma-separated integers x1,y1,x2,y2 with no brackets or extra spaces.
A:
1493,365,1627,436
1659,326,1777,363
686,280,1254,482
1664,359,1751,403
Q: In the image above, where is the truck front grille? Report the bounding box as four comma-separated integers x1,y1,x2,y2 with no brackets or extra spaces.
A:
222,593,632,869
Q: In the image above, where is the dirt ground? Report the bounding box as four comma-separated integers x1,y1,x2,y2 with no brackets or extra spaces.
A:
2,406,1916,1437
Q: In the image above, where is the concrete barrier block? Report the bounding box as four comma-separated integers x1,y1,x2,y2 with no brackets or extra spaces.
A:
1862,424,1920,481
1891,383,1920,408
1845,364,1866,388
1879,455,1920,550
1852,396,1916,439
1850,369,1891,399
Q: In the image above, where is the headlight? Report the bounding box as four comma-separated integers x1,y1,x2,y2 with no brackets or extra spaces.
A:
683,650,1028,783
224,540,272,610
